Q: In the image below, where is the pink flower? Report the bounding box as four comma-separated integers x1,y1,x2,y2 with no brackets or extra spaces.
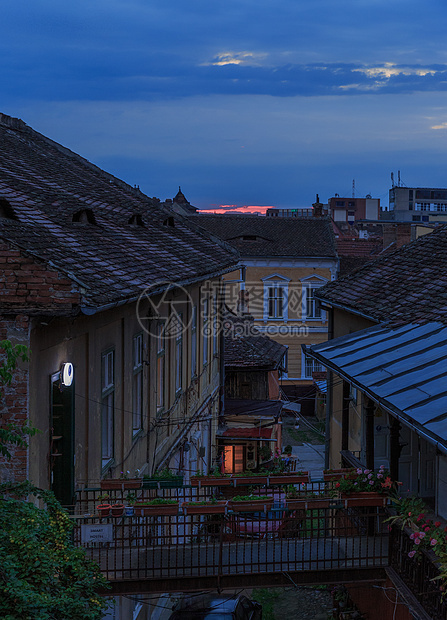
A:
424,527,430,532
414,538,421,545
410,533,416,540
419,532,426,539
408,550,416,558
369,480,374,485
364,469,371,474
431,539,438,546
377,474,383,479
368,473,373,479
408,512,412,517
356,468,363,474
435,522,441,528
379,465,385,470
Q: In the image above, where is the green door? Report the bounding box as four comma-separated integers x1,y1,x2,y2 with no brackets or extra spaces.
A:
50,372,74,507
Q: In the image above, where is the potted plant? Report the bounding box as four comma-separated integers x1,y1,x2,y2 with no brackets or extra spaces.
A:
111,502,125,517
133,498,179,516
323,467,356,481
268,469,311,485
336,465,393,507
124,491,137,516
96,494,112,517
229,494,274,512
283,445,293,456
258,445,272,462
232,470,269,485
142,467,184,489
100,470,142,490
286,488,331,510
181,498,228,515
190,467,232,487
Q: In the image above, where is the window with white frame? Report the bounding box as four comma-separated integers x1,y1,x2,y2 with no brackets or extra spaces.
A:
156,323,165,411
262,274,290,320
202,296,209,365
302,351,324,379
301,276,328,321
191,305,197,378
132,334,143,435
101,349,114,467
175,314,183,394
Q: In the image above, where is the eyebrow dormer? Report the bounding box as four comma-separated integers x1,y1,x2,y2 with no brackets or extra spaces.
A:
72,208,96,224
0,198,18,220
128,213,145,227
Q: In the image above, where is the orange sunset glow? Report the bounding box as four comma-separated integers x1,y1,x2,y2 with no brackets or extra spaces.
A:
198,204,275,215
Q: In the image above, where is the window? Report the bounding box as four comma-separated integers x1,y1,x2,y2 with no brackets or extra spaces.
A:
175,315,183,394
279,347,288,379
302,352,324,379
191,306,197,378
101,350,114,468
306,285,322,319
213,291,219,356
262,274,290,321
301,276,327,321
202,296,209,365
132,334,143,436
268,284,284,318
156,324,165,411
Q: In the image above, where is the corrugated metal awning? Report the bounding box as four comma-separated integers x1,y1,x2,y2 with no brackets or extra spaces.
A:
305,322,447,451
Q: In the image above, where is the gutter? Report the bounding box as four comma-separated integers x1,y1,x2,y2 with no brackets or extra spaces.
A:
80,262,240,315
316,298,378,324
303,344,447,456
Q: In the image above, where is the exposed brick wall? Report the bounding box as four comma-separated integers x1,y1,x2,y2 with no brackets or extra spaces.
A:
0,315,30,482
0,241,81,312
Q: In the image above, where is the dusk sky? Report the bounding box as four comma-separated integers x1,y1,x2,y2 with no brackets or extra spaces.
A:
3,1,447,211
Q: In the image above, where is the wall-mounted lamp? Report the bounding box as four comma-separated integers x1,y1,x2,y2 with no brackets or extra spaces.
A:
61,362,74,387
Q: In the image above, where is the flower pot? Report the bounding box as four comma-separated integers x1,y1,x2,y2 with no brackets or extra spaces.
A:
229,498,274,512
232,475,269,486
269,472,310,485
97,503,112,517
142,476,183,489
125,505,135,516
341,492,388,507
182,500,228,515
190,475,232,487
286,498,331,511
100,478,142,490
323,468,355,481
133,502,179,516
111,503,125,517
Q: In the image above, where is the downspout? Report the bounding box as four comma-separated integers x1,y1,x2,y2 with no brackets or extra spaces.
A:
324,306,334,470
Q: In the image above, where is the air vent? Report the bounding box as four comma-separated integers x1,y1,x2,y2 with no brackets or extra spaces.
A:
163,216,175,227
72,209,96,224
128,213,145,227
0,198,18,220
242,235,257,241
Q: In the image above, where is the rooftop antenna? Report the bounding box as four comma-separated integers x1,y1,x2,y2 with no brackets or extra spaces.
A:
352,179,355,199
398,170,401,187
391,172,394,187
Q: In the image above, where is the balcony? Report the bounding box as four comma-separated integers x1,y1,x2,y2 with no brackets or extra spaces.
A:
71,482,390,594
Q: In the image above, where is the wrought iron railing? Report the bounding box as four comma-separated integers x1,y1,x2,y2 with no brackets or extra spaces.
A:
70,482,390,586
389,525,447,620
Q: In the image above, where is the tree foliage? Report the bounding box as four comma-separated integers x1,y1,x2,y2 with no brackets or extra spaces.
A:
0,481,110,620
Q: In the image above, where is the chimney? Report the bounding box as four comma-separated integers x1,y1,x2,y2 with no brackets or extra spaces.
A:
312,194,323,218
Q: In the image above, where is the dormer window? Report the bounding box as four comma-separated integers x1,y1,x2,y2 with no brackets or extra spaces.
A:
242,235,257,241
0,198,18,220
128,214,145,227
72,209,96,224
163,217,175,227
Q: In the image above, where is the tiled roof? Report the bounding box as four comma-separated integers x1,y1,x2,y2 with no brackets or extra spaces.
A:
224,313,287,369
192,214,337,258
317,224,447,325
0,114,238,310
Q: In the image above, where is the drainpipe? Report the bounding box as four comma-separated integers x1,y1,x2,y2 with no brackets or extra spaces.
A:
324,305,334,470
